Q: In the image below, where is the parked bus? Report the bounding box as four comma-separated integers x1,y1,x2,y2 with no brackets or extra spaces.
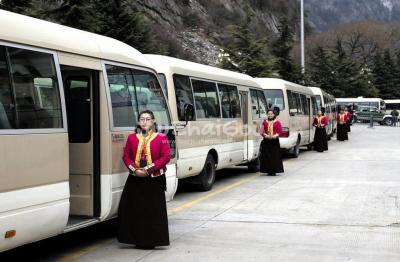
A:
384,99,400,114
336,97,392,125
255,78,316,157
145,55,267,191
0,10,177,252
308,87,337,138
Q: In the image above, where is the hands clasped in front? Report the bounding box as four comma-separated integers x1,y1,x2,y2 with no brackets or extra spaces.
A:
133,168,149,177
263,133,278,139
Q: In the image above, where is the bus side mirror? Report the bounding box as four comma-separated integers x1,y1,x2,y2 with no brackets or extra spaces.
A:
184,103,194,124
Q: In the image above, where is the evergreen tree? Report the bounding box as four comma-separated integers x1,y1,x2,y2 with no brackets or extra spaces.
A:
94,0,164,54
373,49,400,99
45,0,98,31
307,46,337,95
272,17,302,84
218,6,275,77
0,0,32,14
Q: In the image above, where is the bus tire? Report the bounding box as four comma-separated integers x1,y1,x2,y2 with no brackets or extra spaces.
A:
197,154,216,191
290,138,300,158
247,157,260,172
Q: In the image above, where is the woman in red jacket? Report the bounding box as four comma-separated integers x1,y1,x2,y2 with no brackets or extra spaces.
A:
313,110,328,152
259,109,284,176
118,110,171,249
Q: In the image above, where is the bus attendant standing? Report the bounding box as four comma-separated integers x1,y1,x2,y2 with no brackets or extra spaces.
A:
336,107,349,141
344,107,351,132
313,110,328,152
118,110,171,249
259,109,284,176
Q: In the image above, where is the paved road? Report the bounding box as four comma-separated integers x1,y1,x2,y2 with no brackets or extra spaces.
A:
2,124,400,261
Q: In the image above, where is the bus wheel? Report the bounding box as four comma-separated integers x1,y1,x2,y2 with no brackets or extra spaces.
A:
290,138,300,158
384,117,393,126
197,154,216,191
248,157,260,172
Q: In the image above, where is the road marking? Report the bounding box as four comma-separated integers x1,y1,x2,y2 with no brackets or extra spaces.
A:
58,239,113,262
168,173,260,215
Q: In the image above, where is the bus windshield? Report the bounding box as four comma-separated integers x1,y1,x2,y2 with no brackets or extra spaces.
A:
105,64,170,128
264,89,284,110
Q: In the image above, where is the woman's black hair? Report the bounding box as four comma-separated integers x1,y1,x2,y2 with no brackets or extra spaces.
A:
136,110,158,132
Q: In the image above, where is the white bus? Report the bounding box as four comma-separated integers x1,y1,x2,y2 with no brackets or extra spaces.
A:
0,11,177,252
308,87,337,138
145,55,268,191
384,99,400,114
255,78,316,157
336,97,392,125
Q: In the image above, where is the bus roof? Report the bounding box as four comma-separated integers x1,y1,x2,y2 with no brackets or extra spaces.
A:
0,10,153,69
308,86,335,99
336,98,383,102
384,99,400,103
255,78,314,96
145,55,262,88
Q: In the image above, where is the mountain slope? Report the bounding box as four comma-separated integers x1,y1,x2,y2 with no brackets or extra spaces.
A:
305,0,400,31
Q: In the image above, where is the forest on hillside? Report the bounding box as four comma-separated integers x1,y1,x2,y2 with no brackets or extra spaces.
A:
1,0,400,99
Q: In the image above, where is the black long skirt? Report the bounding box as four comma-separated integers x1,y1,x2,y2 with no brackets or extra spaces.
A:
337,123,348,141
314,127,328,152
346,121,351,132
118,175,169,247
260,138,284,174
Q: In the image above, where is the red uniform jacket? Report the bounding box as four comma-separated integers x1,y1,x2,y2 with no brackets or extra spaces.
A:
259,119,283,137
345,111,351,122
336,113,348,124
123,132,171,176
313,116,328,127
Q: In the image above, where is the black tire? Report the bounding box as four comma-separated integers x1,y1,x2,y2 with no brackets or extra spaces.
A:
290,138,300,158
384,117,393,126
247,157,260,172
307,143,313,150
197,154,216,191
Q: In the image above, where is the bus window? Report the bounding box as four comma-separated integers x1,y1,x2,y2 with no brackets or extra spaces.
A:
257,90,268,119
315,95,322,110
0,45,62,129
218,83,241,118
158,73,167,99
173,74,195,121
106,64,170,127
0,46,13,129
250,89,268,119
264,89,284,111
192,79,220,119
311,96,318,115
295,93,303,115
287,90,297,116
301,94,308,115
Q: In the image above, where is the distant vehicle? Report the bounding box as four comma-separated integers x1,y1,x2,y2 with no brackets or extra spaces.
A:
308,87,337,138
384,99,400,115
336,97,393,125
255,78,316,158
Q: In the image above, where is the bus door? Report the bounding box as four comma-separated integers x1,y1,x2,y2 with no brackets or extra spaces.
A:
240,90,249,161
307,97,313,143
61,66,101,222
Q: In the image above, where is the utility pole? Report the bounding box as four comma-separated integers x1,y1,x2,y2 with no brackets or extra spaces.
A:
300,0,305,74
